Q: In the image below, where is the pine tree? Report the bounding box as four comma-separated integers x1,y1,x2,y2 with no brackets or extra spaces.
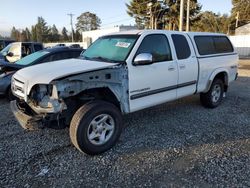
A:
75,30,82,42
25,28,31,41
231,0,250,27
76,12,101,32
126,0,201,30
126,0,154,29
10,27,20,41
51,24,60,42
31,26,37,42
61,27,69,42
34,17,50,42
191,11,230,33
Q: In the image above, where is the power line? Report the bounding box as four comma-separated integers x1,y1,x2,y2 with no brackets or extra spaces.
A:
101,18,134,27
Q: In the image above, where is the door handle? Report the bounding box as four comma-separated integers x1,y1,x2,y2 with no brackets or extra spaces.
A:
168,66,175,71
179,65,186,69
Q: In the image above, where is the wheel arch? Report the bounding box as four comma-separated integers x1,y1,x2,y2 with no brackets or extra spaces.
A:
76,87,126,113
205,69,229,93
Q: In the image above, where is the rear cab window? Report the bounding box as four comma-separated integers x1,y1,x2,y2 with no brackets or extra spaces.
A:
171,34,191,59
194,36,234,56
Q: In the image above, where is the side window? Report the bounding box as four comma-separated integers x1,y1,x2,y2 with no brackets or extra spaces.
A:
22,44,32,56
194,36,216,55
34,44,43,52
70,51,81,58
213,36,233,53
136,34,172,63
51,52,70,61
172,34,191,60
40,55,52,63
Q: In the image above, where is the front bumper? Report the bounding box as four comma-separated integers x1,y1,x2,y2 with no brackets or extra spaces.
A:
10,100,44,130
0,74,12,95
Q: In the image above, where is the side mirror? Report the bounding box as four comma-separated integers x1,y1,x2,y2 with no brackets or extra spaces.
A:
133,53,153,66
7,52,14,57
2,52,7,56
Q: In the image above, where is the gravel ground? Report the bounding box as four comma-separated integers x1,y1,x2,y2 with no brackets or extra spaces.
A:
0,60,250,187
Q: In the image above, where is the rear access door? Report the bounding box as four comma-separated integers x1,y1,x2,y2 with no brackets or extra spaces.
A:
171,33,199,98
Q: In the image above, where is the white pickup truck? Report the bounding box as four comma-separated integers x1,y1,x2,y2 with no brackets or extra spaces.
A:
10,30,238,155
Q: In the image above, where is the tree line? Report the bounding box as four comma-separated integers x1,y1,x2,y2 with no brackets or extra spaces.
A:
126,0,250,34
9,12,101,43
4,0,250,42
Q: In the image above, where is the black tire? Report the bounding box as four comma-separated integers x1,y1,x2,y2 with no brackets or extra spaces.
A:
200,79,224,108
70,100,123,155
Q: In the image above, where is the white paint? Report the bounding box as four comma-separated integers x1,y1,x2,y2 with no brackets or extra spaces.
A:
127,30,238,112
13,59,118,101
13,30,238,113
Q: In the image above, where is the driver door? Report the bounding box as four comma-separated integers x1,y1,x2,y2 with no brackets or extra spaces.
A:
128,34,178,112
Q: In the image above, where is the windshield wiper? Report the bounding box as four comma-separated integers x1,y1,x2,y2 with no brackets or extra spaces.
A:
81,55,124,64
91,56,117,63
81,56,91,60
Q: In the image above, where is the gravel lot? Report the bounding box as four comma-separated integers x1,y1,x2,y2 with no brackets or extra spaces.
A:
1,60,250,187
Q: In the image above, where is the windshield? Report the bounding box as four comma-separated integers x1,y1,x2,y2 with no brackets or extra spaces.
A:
15,51,49,65
81,35,138,63
0,43,12,54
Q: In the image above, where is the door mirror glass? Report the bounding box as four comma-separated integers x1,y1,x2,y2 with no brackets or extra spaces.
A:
133,53,153,66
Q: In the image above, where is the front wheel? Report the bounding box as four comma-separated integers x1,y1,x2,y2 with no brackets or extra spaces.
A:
200,79,224,108
69,100,123,155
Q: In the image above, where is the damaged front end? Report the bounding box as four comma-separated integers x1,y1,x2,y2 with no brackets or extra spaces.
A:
11,64,130,130
10,100,45,130
11,83,69,130
28,84,67,114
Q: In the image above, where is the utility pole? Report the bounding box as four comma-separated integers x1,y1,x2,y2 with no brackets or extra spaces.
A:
179,0,185,31
67,13,74,42
186,0,190,32
235,11,239,28
147,2,153,29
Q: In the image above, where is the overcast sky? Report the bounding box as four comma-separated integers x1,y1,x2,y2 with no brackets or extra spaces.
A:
0,0,232,36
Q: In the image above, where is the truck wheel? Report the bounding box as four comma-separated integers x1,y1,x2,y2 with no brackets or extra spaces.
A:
200,79,224,108
69,100,123,155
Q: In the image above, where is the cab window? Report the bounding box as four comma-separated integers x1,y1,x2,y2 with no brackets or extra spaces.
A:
136,34,172,63
172,34,191,60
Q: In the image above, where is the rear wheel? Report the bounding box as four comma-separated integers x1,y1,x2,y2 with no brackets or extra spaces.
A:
200,79,224,108
69,100,123,155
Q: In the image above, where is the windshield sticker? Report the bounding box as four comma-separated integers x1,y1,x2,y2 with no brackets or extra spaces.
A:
115,42,131,48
